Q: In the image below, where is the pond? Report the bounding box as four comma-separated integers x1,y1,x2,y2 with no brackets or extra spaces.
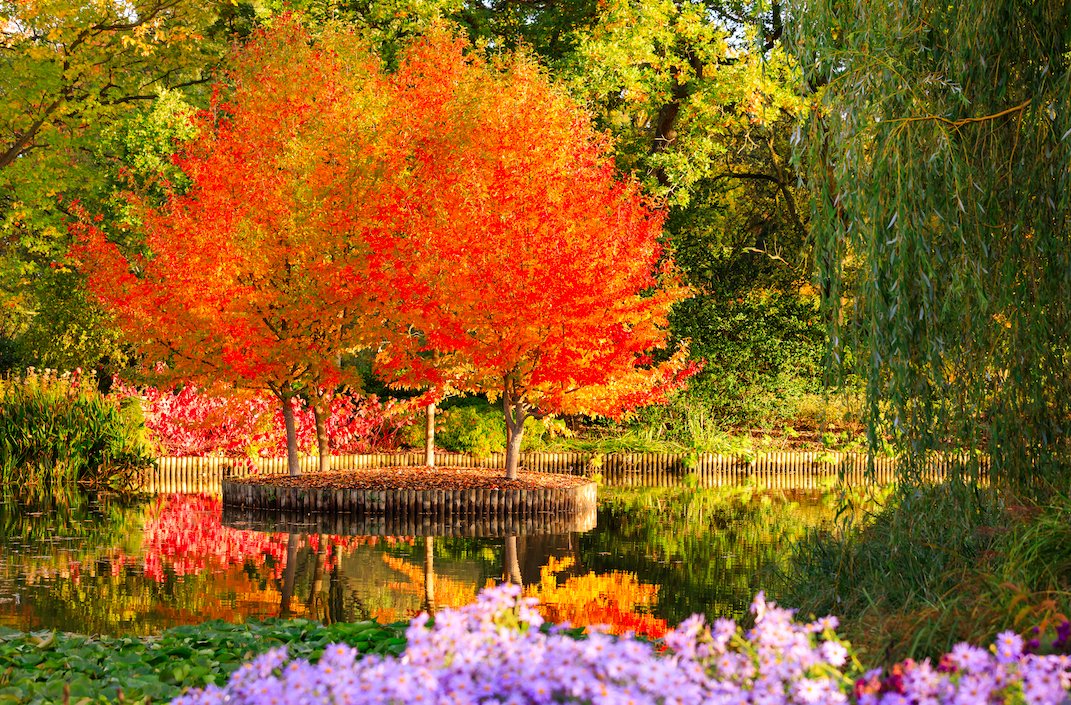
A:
0,486,840,638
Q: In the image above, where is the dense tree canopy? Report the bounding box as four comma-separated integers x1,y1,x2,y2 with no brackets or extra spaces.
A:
5,0,833,447
76,19,399,474
793,0,1071,494
376,30,693,478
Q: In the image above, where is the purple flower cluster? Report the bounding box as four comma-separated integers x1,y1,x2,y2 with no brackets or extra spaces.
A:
856,631,1071,705
172,585,1071,705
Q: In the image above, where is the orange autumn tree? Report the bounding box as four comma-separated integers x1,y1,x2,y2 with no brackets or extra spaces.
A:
377,30,694,480
76,19,399,475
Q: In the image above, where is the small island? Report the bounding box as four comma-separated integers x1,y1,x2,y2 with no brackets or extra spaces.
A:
222,466,597,535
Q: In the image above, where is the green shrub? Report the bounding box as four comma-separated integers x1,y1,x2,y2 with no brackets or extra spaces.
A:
436,405,506,456
669,291,831,428
402,398,569,457
0,368,152,492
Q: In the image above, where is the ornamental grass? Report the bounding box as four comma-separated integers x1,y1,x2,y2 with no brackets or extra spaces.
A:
0,368,152,492
781,485,1071,665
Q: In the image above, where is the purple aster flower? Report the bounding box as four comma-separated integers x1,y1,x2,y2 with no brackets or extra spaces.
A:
949,642,992,673
996,631,1025,664
820,639,849,667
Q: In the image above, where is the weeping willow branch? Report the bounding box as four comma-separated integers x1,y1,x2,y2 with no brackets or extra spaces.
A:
890,99,1032,129
790,0,1071,499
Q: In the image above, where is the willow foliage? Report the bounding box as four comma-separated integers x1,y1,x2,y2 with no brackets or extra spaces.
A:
791,1,1071,496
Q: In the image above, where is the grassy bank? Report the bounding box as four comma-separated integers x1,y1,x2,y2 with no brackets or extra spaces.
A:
0,370,151,494
413,393,871,460
777,484,1071,665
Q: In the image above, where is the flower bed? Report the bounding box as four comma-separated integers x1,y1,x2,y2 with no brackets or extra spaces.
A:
4,583,1069,705
175,585,1071,705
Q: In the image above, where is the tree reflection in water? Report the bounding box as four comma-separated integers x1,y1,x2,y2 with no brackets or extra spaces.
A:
0,486,839,635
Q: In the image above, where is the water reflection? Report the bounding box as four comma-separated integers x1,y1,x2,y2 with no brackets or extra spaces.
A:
0,486,841,636
219,504,597,537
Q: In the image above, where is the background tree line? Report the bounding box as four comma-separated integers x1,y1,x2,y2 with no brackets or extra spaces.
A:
1,0,827,441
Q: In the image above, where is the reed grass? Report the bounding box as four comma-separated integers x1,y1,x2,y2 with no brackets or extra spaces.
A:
0,369,152,492
777,484,1071,665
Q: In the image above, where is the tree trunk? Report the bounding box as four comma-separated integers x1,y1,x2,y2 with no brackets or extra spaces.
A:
279,533,299,618
504,535,523,586
423,536,436,615
328,545,343,624
308,544,326,619
281,392,301,476
502,381,526,481
313,392,331,474
504,421,524,480
425,402,436,468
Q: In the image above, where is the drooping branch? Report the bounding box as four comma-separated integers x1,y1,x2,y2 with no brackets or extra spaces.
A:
891,100,1031,129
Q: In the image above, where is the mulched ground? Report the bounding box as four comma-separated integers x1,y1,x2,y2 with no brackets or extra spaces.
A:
227,466,592,491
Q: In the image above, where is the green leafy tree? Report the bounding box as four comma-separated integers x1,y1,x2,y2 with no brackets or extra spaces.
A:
260,0,464,62
793,0,1071,495
0,0,235,370
330,0,824,426
547,1,821,427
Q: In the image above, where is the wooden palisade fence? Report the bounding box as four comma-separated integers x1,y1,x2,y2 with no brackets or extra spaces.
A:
140,451,970,495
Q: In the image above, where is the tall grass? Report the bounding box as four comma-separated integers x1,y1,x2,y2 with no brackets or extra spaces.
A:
777,484,1071,665
0,369,152,492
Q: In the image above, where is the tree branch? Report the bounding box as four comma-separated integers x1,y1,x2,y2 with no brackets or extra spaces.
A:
0,98,64,170
102,76,212,105
892,100,1031,129
762,1,783,52
712,170,783,185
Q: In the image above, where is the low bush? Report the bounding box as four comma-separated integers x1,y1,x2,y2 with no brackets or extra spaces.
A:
119,382,412,459
434,403,506,456
417,398,568,457
0,369,152,491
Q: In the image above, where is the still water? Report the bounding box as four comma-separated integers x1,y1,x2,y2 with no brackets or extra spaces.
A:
0,487,837,637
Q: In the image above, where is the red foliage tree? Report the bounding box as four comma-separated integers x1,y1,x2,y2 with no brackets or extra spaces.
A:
377,30,695,479
75,20,399,474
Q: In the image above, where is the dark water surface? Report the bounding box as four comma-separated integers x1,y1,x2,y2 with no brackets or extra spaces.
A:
0,487,836,637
